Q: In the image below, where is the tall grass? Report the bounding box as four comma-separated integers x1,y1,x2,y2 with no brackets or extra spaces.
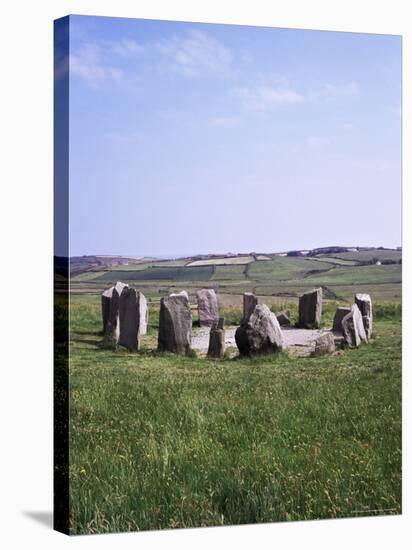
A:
66,295,402,534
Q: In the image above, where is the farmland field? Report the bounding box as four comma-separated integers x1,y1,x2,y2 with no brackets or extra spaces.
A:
70,250,401,304
65,293,402,534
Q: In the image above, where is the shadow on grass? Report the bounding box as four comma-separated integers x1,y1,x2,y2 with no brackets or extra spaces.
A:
71,337,102,348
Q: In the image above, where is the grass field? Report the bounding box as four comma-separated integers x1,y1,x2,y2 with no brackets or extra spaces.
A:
66,293,402,534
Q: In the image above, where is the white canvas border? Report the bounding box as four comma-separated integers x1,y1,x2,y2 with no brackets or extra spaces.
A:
0,1,409,548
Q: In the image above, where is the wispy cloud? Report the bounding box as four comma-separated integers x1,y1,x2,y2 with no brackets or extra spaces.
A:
156,30,233,78
110,38,145,58
230,85,305,111
309,81,359,100
70,43,124,84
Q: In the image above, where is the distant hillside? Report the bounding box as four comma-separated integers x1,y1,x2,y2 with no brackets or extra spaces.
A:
67,255,154,274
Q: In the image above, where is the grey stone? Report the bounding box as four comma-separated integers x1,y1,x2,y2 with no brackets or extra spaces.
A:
118,287,140,351
101,281,128,333
102,287,122,349
355,293,373,339
243,293,258,321
313,332,335,356
196,289,219,327
207,325,225,359
217,317,225,329
276,309,291,326
158,293,192,354
332,307,351,334
138,292,148,335
342,304,368,347
298,288,322,327
235,304,284,356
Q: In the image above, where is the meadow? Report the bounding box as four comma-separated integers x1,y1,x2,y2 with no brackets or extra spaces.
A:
66,290,402,534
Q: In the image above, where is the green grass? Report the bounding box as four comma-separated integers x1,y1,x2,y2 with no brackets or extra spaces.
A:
288,265,401,286
66,294,402,534
212,264,248,281
94,265,214,283
247,257,333,281
320,250,402,262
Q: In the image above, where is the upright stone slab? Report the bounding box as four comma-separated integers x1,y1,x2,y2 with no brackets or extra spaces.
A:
102,287,122,349
101,281,128,333
243,293,258,322
207,319,225,359
341,304,368,347
276,309,291,327
235,304,284,356
138,292,148,335
118,287,140,351
158,292,192,354
355,293,373,339
298,288,322,327
196,288,219,327
332,307,351,334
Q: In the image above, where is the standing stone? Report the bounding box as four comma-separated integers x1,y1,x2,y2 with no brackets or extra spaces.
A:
102,286,122,349
355,293,373,339
276,309,291,327
207,319,225,359
298,288,323,327
243,293,258,321
101,281,128,333
158,292,192,354
196,289,219,327
332,307,351,334
313,332,335,356
170,290,189,300
235,304,284,356
118,287,140,351
138,292,148,335
341,304,368,347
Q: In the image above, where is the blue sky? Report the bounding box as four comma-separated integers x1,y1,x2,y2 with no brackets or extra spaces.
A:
66,15,401,257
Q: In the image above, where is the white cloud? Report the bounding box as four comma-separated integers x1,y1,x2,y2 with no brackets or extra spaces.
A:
231,85,305,110
306,136,330,150
310,81,359,100
156,30,233,78
110,39,144,58
70,43,123,84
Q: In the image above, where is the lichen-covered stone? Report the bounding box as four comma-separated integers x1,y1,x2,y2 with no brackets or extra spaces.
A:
243,293,258,322
235,304,284,356
207,323,225,359
196,289,219,327
138,292,148,335
355,293,373,339
102,286,123,349
118,287,140,351
342,304,368,347
158,292,192,354
332,307,351,334
298,288,322,327
101,281,128,333
313,332,335,356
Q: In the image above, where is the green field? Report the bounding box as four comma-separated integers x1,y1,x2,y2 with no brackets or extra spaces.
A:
65,293,402,534
69,250,402,304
